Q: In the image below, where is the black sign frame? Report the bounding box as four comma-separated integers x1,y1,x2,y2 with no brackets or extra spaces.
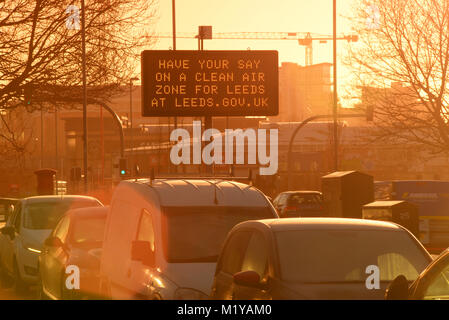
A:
141,50,279,117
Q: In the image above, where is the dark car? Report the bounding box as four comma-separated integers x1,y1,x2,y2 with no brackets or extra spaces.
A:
210,218,432,300
386,248,449,300
273,191,324,217
38,206,108,300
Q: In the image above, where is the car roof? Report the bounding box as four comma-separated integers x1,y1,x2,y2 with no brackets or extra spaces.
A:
237,217,403,232
281,191,322,195
125,178,270,207
66,206,109,219
23,195,101,204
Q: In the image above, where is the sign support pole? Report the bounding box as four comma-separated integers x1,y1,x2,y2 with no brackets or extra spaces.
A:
172,0,177,132
197,33,213,175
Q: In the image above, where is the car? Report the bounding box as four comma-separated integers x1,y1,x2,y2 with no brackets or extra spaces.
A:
98,178,278,300
0,195,103,293
386,247,449,300
38,206,108,300
210,218,432,300
272,191,324,217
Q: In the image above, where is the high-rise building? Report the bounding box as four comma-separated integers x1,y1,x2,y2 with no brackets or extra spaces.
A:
272,62,332,122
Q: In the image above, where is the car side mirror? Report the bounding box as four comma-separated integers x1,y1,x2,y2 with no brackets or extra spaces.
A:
1,226,15,238
44,236,63,248
233,270,263,288
385,275,409,300
131,240,155,266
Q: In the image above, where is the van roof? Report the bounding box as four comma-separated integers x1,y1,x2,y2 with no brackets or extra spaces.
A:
126,178,271,207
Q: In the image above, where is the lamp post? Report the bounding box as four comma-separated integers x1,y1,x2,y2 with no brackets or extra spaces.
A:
81,0,88,192
129,77,139,175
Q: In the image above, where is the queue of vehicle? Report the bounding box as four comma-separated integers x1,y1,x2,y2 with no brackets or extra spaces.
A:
1,178,449,300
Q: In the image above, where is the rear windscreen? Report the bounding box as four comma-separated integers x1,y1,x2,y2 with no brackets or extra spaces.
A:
275,229,430,283
24,200,101,230
161,206,275,263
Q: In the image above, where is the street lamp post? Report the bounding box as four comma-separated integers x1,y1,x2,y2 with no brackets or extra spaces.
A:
129,77,139,175
81,0,88,192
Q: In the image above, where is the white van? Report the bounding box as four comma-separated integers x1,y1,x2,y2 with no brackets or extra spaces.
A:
99,178,278,300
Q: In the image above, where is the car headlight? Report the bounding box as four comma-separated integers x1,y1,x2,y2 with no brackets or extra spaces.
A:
174,288,209,300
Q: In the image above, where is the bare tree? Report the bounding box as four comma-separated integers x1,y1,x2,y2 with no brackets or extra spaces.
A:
0,0,157,111
348,0,449,154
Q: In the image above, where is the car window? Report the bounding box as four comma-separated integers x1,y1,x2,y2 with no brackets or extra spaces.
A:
23,199,99,230
377,253,422,281
13,203,22,231
136,209,155,253
0,203,13,222
53,216,70,243
275,229,429,283
9,202,20,227
288,194,322,205
218,231,252,275
161,206,274,263
272,195,281,207
240,231,269,279
423,262,449,299
278,194,287,206
71,217,106,246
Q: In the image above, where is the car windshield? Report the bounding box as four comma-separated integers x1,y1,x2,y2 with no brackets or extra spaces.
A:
288,194,322,205
162,206,275,263
70,217,106,247
275,229,430,283
24,200,100,230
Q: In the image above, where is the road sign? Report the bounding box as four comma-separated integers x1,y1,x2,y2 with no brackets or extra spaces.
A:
141,50,279,117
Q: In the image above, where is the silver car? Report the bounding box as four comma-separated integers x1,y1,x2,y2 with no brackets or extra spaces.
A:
0,195,102,294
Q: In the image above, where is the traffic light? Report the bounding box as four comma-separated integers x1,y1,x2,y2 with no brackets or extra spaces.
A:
23,85,33,106
119,158,128,176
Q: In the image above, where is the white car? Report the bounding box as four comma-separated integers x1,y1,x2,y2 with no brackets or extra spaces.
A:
99,178,278,300
0,195,103,293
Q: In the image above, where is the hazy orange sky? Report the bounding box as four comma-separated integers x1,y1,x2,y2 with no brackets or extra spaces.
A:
154,0,355,62
152,0,359,105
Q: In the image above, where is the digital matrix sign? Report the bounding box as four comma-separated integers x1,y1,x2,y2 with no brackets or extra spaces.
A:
141,50,279,117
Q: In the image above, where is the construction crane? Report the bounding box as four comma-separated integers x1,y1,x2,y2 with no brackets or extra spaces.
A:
153,31,358,66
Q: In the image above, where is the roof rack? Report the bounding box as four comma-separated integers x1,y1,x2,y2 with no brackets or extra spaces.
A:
147,168,254,186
